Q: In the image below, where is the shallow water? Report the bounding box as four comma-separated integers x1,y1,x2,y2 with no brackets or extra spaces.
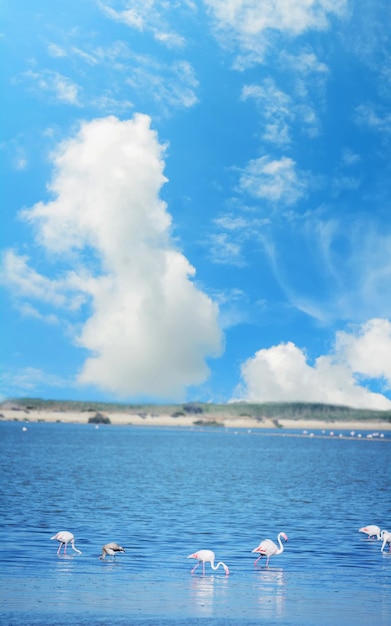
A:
0,422,390,625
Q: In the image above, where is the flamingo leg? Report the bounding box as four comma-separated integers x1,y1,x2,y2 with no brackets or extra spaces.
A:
57,543,63,555
191,562,200,574
202,561,205,575
254,554,263,566
266,556,270,567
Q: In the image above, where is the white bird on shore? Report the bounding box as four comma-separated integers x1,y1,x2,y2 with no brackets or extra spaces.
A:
252,532,288,567
187,549,229,575
380,530,391,552
99,542,125,560
51,531,82,555
359,525,381,540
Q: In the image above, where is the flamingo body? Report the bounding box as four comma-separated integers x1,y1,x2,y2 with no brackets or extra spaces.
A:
187,549,229,575
359,525,381,540
380,530,391,552
51,531,82,555
100,542,125,560
252,532,288,567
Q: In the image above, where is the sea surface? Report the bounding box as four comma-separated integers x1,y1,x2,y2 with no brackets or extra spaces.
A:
0,421,390,625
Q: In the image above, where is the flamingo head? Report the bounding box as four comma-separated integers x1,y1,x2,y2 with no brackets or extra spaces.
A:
281,533,288,542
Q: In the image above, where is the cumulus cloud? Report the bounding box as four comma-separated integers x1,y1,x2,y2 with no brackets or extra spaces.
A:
334,319,391,384
5,114,223,399
234,319,391,410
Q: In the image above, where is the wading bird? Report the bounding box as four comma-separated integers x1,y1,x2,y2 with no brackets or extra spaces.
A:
359,525,381,540
380,530,391,552
51,531,82,555
99,542,125,560
187,549,229,575
252,532,288,567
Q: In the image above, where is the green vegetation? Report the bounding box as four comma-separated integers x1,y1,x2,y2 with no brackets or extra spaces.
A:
1,397,391,424
193,419,224,427
88,412,111,424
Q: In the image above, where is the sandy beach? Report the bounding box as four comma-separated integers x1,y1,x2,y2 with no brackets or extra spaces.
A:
1,408,390,432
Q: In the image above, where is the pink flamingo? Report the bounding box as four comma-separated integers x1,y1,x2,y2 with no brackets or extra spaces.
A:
51,531,82,555
252,532,288,567
187,550,229,575
99,542,125,560
359,525,381,540
380,530,391,552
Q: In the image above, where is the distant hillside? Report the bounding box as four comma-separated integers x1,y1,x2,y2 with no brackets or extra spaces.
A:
2,397,391,423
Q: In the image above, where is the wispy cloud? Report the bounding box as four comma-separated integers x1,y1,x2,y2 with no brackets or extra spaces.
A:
203,0,347,68
98,0,188,48
355,103,391,135
206,232,246,267
1,366,68,397
241,80,293,146
44,38,199,114
0,250,85,311
22,70,80,105
125,59,199,111
238,156,308,205
259,216,391,325
340,147,361,167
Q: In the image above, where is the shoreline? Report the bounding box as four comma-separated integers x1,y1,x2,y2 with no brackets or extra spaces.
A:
1,408,390,432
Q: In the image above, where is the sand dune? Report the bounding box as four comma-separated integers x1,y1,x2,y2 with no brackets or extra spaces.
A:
1,408,390,433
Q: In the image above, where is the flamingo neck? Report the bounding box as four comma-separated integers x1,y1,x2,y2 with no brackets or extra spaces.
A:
71,543,82,555
210,560,229,574
276,534,285,554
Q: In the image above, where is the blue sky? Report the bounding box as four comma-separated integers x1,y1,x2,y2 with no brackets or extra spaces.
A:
2,0,391,409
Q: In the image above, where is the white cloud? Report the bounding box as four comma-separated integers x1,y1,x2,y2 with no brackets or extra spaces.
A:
340,147,361,167
334,319,391,385
47,43,68,58
42,36,197,115
355,103,391,135
99,0,187,48
98,2,146,30
257,215,391,326
206,232,246,267
241,49,328,144
23,70,80,105
234,320,391,410
204,0,346,67
7,114,223,399
238,156,307,205
281,50,329,76
125,59,199,111
1,367,66,395
0,250,84,310
241,80,293,146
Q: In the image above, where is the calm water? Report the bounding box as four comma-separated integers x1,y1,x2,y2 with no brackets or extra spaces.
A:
0,422,390,625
